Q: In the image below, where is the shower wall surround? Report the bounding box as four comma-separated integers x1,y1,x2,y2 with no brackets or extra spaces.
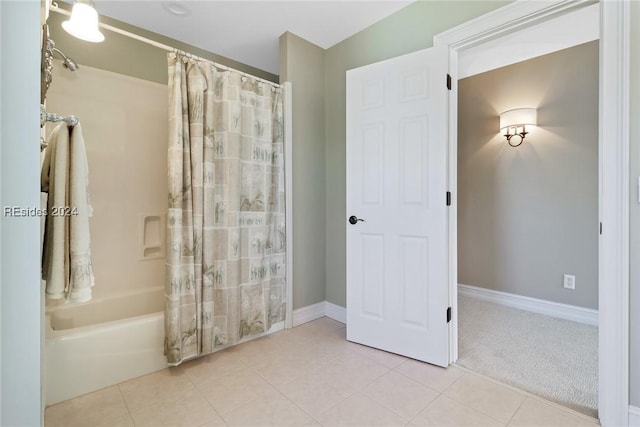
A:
46,60,168,300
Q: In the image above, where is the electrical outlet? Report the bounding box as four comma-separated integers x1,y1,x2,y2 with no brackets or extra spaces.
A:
563,274,576,290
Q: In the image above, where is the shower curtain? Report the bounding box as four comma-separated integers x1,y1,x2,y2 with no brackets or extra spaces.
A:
165,53,286,365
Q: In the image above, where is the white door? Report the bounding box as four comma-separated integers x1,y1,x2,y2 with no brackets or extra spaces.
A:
346,46,450,367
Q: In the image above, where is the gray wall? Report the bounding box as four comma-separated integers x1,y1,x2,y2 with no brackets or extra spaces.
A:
279,32,327,309
630,0,640,408
47,4,278,85
0,1,43,425
457,42,599,309
324,1,512,307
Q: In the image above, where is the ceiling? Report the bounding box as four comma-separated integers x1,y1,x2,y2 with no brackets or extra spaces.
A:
93,1,414,75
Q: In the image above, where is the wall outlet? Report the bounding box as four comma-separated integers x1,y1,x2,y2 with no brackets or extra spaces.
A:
563,274,576,290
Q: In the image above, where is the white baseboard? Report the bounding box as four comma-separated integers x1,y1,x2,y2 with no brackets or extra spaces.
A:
325,302,346,324
292,301,346,327
292,302,326,327
458,284,599,326
630,405,640,427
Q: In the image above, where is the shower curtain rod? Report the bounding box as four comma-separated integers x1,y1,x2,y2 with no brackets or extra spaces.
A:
50,6,281,88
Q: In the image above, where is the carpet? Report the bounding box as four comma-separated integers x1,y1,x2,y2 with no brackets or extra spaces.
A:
456,295,598,417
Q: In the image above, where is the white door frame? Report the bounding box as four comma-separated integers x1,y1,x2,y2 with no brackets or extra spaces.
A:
434,1,630,426
283,81,294,330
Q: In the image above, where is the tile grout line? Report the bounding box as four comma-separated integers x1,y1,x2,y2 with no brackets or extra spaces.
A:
404,388,445,426
356,370,435,423
116,382,134,421
190,373,232,427
505,396,529,427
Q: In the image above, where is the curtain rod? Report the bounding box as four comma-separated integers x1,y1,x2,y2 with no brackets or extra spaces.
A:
49,5,281,88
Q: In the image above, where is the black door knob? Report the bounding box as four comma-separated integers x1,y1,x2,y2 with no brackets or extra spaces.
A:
348,215,365,225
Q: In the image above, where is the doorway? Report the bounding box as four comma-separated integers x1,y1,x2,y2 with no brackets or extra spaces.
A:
454,15,599,416
436,1,630,425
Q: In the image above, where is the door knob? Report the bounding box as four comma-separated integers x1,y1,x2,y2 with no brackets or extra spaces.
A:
348,215,365,225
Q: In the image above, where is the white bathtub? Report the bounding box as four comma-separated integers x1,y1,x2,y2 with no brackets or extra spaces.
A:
45,287,167,405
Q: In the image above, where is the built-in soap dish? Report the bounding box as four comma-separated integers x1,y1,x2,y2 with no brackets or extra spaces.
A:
139,213,165,260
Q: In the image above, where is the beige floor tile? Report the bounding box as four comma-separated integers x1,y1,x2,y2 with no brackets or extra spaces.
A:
266,328,315,351
286,339,343,368
444,373,526,423
410,394,504,427
225,336,283,366
316,392,408,427
508,398,600,427
48,316,597,427
312,331,361,359
347,342,409,369
197,367,282,415
118,367,198,413
394,359,464,392
221,394,312,426
321,325,348,340
361,370,439,419
251,340,340,387
291,317,346,337
278,368,357,417
129,393,224,427
198,422,229,427
315,351,390,390
181,350,247,386
252,356,321,386
94,414,135,427
45,386,129,427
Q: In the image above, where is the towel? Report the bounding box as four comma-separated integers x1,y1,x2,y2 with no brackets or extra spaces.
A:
41,123,95,303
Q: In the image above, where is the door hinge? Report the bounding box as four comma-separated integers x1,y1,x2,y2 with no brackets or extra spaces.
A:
446,191,451,206
600,222,603,235
446,74,452,91
446,307,452,323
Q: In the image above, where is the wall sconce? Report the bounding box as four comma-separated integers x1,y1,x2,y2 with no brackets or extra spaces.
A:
499,108,537,147
62,0,105,43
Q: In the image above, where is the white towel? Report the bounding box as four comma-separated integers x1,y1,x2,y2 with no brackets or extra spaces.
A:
41,123,94,303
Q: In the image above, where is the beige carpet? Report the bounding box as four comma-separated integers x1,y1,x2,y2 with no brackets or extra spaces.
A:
456,295,598,417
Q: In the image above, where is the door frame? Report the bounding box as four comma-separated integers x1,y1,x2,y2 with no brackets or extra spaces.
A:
434,1,630,426
284,81,294,330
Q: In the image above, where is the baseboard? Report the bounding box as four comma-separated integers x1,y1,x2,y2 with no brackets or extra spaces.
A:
458,283,599,326
292,302,326,327
291,301,346,327
630,405,640,427
325,301,346,324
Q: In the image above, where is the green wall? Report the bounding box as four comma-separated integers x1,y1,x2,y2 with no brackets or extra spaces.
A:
324,0,511,307
47,4,277,85
279,32,327,309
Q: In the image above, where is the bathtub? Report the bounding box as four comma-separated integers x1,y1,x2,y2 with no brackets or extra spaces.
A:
45,287,167,405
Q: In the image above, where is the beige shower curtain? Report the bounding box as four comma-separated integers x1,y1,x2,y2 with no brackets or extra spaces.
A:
165,53,286,365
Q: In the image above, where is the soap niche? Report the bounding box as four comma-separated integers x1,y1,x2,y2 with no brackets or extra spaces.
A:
139,213,165,260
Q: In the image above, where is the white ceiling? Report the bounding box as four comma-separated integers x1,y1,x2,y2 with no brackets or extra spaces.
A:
93,1,414,75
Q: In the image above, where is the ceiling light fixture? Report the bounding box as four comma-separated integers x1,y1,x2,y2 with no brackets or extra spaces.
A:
62,0,105,43
499,108,537,147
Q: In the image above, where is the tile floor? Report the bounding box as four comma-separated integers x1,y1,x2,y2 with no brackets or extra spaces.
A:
45,317,601,427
